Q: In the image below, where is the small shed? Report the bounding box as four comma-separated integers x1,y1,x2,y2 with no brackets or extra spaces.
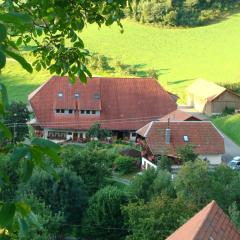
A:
187,79,240,115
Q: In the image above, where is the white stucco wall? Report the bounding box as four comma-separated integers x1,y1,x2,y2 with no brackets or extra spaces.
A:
199,154,222,165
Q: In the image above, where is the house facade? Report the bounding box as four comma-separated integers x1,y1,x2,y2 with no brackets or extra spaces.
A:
29,76,177,141
136,121,225,167
187,79,240,115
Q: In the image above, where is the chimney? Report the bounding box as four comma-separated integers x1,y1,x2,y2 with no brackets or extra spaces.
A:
165,128,171,144
165,118,171,144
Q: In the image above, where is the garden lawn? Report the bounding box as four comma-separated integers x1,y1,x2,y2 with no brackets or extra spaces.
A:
212,114,240,145
2,13,240,102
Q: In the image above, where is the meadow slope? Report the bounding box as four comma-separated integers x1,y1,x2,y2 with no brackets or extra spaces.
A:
2,13,240,102
212,114,240,145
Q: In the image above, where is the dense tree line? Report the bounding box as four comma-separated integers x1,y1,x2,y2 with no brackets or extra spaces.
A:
127,0,240,26
2,140,240,239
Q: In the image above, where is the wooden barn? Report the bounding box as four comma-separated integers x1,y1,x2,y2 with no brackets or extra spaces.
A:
187,79,240,115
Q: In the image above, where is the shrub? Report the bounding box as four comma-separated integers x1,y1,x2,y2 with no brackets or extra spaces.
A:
20,168,88,225
82,186,128,240
114,155,138,174
61,147,111,195
198,9,220,24
176,144,199,163
157,155,171,172
223,106,235,115
88,54,110,71
147,69,159,79
21,193,64,240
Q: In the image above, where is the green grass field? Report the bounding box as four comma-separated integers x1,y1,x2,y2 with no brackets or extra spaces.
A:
212,114,240,145
2,13,240,102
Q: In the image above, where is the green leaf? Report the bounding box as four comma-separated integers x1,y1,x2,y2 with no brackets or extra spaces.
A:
78,70,87,83
18,218,28,237
83,65,92,78
11,146,28,162
27,212,42,229
16,37,22,46
0,203,16,228
0,51,6,69
41,148,61,164
0,13,32,26
0,24,7,42
22,159,34,182
16,202,31,217
3,49,33,73
0,123,12,140
0,83,9,110
31,138,60,151
35,63,41,72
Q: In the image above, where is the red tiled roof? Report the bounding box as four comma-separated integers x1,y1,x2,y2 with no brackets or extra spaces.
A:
29,76,177,130
137,121,225,155
166,200,240,240
159,109,202,121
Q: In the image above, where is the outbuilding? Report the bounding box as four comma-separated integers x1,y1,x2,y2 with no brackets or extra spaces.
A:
187,79,240,115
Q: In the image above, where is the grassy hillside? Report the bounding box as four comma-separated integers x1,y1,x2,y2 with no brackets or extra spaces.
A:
2,13,240,102
212,114,240,145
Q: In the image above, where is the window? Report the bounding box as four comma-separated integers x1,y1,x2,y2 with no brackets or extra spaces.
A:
132,132,136,137
80,110,85,114
183,135,189,142
60,109,64,113
74,93,80,98
69,109,73,114
92,110,96,114
56,109,60,113
95,93,100,100
58,92,63,97
86,110,90,114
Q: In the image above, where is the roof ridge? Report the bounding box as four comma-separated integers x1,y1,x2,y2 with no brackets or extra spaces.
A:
193,200,218,239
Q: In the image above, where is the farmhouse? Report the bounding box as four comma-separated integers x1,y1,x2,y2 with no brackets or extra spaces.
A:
166,200,240,240
159,109,202,121
136,121,225,167
29,76,177,141
187,79,240,115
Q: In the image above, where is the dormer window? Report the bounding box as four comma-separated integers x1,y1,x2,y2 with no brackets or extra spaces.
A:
69,109,73,114
74,93,80,98
58,92,63,97
86,110,90,114
95,93,100,100
183,135,189,142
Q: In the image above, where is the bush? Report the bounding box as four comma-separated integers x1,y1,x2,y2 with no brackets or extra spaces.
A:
88,54,110,71
223,106,235,115
82,186,128,240
61,147,111,195
177,144,199,163
114,155,138,174
21,193,64,240
198,9,220,24
157,155,171,172
147,69,159,79
20,168,88,225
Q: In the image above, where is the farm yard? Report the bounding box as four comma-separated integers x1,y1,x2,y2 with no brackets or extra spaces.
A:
2,13,240,103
